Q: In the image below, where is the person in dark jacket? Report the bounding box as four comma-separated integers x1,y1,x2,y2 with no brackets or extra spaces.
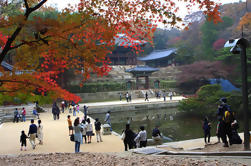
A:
52,102,60,120
94,118,103,142
123,124,136,151
20,130,28,151
13,108,19,123
28,119,37,149
203,117,211,144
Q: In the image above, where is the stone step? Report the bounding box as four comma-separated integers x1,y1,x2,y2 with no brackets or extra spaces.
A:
2,115,37,122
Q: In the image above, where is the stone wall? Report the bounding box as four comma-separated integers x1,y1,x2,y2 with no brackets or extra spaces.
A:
87,102,179,114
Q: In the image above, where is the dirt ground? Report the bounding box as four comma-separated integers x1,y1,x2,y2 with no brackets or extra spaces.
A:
0,151,249,166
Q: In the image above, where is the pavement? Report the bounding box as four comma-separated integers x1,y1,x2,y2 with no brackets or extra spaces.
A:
79,96,185,107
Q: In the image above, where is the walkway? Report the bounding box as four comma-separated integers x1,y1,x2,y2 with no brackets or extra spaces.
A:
0,111,123,155
80,96,185,107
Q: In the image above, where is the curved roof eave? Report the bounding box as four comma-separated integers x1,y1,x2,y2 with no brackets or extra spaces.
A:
138,48,177,61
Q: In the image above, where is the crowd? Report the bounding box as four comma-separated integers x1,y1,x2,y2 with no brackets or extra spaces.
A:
13,96,243,154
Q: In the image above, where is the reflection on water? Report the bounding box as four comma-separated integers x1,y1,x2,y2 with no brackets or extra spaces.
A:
89,108,250,142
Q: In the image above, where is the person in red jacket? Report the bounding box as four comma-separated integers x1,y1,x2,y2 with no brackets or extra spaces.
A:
21,107,26,122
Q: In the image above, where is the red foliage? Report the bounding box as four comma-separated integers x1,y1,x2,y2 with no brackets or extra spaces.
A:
177,61,234,85
213,38,226,50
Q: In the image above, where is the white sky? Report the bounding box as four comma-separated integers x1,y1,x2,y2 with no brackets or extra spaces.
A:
45,0,246,28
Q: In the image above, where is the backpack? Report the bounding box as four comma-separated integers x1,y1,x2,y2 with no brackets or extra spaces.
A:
222,110,234,123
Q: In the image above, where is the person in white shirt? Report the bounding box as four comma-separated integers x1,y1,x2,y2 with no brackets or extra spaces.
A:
134,126,147,148
86,118,93,143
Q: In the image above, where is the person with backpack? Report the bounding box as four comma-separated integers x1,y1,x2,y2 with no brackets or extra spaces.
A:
202,117,211,144
94,118,103,143
217,97,235,147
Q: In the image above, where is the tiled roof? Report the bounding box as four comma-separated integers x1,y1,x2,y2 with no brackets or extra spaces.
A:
138,48,177,61
114,34,147,47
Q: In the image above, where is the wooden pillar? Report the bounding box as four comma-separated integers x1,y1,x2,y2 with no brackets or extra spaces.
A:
136,76,139,90
145,76,149,89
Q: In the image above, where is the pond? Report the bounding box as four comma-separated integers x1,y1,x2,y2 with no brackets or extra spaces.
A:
89,108,251,142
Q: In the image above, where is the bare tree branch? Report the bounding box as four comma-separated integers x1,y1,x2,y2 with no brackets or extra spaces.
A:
10,36,51,49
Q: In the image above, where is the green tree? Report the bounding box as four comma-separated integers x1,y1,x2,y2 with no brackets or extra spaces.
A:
200,16,233,60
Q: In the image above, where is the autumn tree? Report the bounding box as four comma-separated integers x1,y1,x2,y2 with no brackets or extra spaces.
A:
0,0,221,102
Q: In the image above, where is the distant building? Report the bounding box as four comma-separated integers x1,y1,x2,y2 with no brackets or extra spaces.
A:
137,48,177,67
107,34,146,65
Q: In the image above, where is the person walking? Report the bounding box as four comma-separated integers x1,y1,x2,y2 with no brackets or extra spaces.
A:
13,108,19,123
134,126,147,148
145,92,149,101
37,120,43,145
86,118,93,144
123,124,136,151
202,117,211,145
83,105,88,120
28,119,37,149
73,117,83,153
52,102,60,120
104,111,112,131
95,118,103,143
21,107,26,122
20,130,28,151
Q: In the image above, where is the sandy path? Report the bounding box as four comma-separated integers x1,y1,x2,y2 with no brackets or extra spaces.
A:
0,110,124,154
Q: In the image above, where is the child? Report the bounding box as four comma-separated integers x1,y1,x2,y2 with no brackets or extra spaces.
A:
67,115,73,135
202,117,211,144
20,130,28,151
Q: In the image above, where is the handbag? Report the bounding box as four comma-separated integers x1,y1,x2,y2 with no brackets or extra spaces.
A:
92,132,95,136
121,131,125,140
70,134,74,142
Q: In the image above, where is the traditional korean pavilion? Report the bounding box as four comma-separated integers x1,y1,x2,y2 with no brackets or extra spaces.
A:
125,66,159,89
108,34,146,65
138,48,177,67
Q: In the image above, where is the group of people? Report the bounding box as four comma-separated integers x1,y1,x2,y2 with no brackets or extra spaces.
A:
67,115,103,153
13,107,26,123
20,119,43,151
155,90,173,101
52,101,81,120
121,124,162,151
13,107,39,123
202,97,242,147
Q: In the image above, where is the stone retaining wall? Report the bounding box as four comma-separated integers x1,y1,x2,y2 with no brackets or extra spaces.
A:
87,102,179,114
